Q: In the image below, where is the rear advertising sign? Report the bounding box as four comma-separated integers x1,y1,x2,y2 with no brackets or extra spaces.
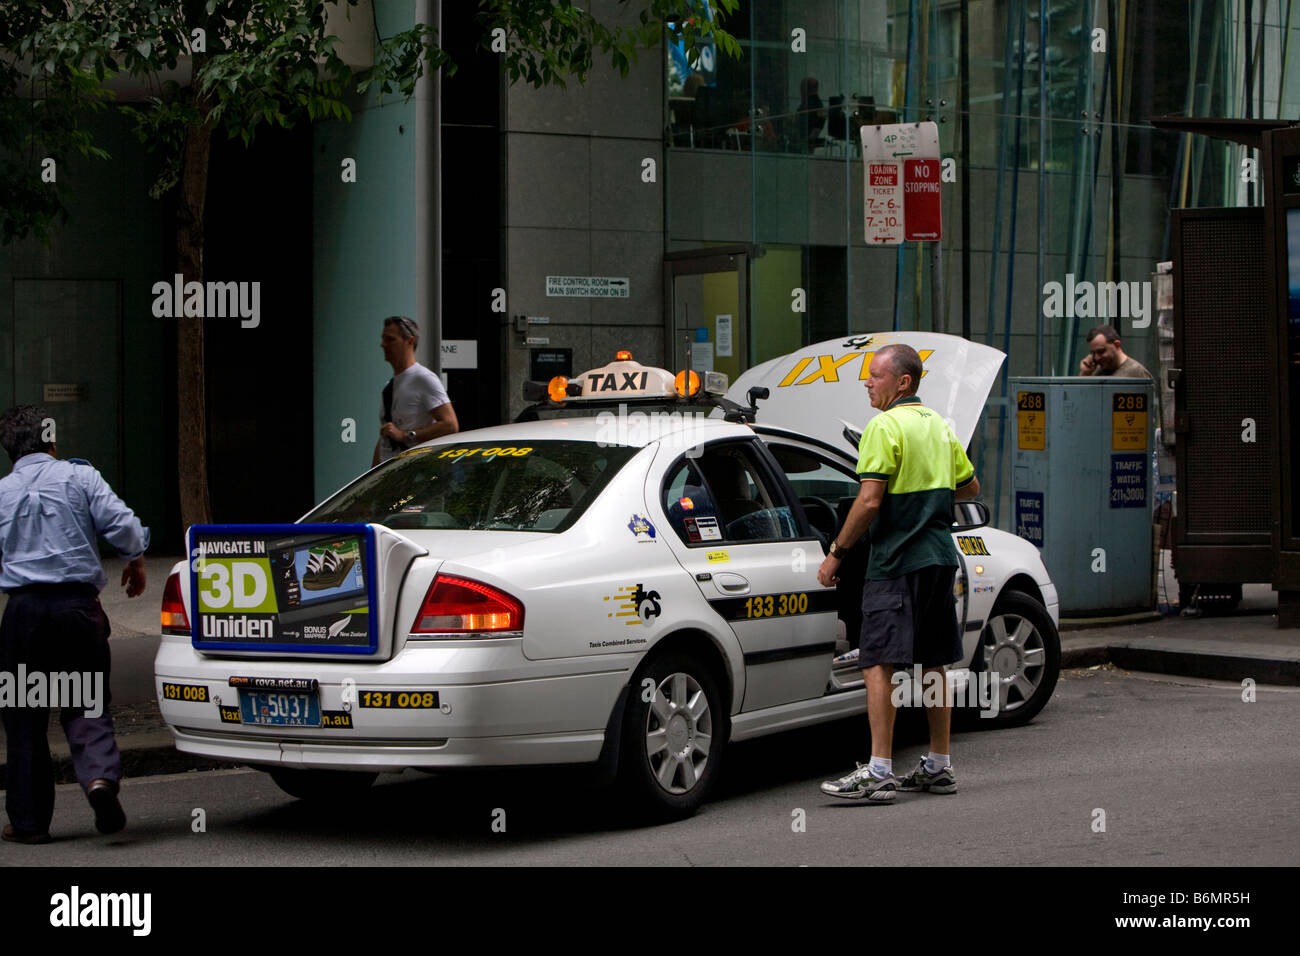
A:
188,524,379,654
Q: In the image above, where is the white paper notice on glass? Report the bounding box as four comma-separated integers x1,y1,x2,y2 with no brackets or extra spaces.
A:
715,315,733,357
690,341,714,373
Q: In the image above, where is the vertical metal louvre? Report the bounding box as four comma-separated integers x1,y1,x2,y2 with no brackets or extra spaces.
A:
1177,213,1272,538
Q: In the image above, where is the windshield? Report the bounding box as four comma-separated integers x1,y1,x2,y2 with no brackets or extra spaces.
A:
305,440,638,532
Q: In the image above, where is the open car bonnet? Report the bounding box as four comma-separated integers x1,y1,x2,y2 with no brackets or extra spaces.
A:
722,332,1006,454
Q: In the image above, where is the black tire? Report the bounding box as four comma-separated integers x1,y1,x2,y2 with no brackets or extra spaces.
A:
969,590,1060,728
268,767,378,802
617,653,726,821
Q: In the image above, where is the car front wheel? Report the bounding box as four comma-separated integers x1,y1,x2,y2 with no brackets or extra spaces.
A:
971,591,1060,727
618,653,726,820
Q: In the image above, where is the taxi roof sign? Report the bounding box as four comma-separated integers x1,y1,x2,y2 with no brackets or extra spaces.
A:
519,353,731,414
575,358,677,399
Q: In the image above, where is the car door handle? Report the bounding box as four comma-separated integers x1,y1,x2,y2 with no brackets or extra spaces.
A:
713,572,750,594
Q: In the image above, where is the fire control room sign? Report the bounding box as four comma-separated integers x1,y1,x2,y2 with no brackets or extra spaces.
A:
188,524,379,654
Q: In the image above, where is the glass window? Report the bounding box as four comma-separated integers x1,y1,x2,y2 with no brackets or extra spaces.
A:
304,441,637,533
662,442,798,544
766,442,861,544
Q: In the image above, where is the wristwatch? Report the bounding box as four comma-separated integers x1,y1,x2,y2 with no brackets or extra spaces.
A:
406,429,417,444
829,540,850,558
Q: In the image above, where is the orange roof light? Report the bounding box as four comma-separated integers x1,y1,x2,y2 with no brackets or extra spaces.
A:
615,350,634,361
547,376,569,402
674,369,701,398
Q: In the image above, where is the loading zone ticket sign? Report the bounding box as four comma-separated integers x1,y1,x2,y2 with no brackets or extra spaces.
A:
545,275,630,298
188,524,379,654
860,121,942,244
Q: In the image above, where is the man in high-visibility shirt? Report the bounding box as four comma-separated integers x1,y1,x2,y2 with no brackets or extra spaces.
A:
815,344,981,802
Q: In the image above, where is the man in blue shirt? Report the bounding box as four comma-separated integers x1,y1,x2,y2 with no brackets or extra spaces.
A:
0,405,149,843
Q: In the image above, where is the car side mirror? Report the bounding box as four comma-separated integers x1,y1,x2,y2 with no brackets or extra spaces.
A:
952,500,990,531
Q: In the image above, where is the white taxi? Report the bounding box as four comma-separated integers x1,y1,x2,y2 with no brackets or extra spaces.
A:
155,333,1059,818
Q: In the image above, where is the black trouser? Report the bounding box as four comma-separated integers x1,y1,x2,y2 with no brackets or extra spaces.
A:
1,583,120,835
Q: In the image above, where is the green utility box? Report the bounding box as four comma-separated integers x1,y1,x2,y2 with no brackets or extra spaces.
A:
1009,377,1157,616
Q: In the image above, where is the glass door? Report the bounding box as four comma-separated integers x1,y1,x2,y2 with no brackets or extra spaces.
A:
665,247,751,386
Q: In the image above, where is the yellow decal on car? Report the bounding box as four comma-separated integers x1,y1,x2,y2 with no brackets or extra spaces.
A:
778,349,934,386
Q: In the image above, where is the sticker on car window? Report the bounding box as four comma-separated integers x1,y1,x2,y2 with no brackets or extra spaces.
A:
437,446,534,461
694,516,722,541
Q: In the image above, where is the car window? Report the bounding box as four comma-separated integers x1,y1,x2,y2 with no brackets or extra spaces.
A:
662,443,797,544
767,444,861,500
304,440,637,533
765,443,862,545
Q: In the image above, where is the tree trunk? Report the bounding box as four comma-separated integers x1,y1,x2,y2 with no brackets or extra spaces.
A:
176,80,214,532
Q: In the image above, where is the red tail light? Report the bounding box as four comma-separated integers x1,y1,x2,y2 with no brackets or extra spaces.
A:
411,574,524,634
161,571,191,635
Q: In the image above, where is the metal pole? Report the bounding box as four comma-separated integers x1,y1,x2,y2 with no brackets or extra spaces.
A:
960,0,971,341
895,0,920,331
1036,0,1047,375
930,242,944,334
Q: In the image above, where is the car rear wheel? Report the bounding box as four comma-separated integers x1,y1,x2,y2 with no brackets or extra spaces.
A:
618,653,725,820
268,768,378,802
971,591,1060,727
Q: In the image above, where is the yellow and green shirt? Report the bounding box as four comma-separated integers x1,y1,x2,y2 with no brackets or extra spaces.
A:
856,395,975,580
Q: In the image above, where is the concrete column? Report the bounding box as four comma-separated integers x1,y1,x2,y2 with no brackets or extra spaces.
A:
414,0,442,372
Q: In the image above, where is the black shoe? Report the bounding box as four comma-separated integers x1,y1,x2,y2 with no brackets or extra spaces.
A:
2,824,52,845
87,779,126,835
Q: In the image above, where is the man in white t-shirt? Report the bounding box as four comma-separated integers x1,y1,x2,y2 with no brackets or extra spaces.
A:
372,316,459,466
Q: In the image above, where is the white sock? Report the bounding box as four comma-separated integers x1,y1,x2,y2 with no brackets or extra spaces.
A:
925,752,951,774
868,757,892,778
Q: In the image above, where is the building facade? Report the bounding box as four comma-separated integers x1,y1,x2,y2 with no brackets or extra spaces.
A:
3,0,1297,541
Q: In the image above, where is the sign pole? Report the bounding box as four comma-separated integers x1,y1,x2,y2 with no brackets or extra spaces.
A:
930,241,944,334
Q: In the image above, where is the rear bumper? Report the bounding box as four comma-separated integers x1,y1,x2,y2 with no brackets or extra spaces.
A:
168,726,607,770
155,636,632,770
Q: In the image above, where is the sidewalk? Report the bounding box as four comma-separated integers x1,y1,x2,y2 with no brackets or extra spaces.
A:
1,559,1297,787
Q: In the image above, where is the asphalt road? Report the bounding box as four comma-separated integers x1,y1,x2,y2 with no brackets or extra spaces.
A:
3,667,1297,867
